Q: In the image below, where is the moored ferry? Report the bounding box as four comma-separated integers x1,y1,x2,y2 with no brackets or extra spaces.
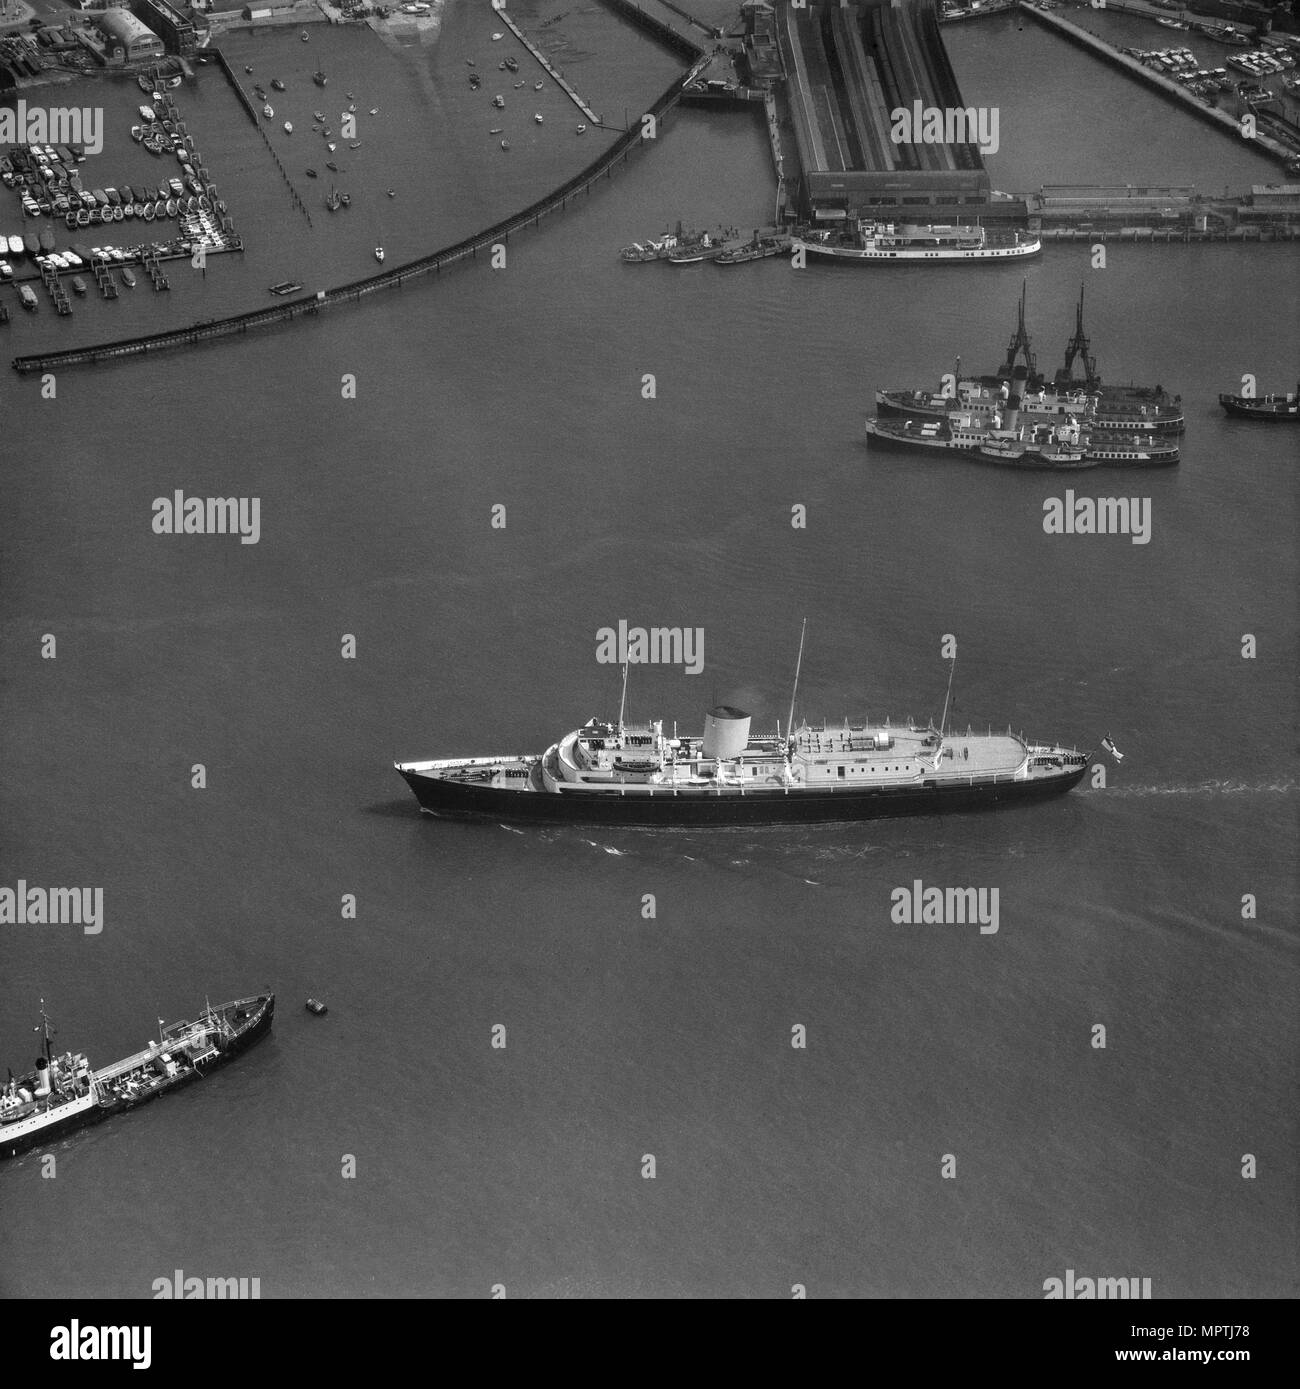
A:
1,995,274,1160
792,220,1040,263
865,412,1095,468
396,657,1089,827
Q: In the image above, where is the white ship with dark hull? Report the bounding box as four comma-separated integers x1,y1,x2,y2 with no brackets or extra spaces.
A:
865,413,1098,468
792,220,1041,263
1,995,274,1160
396,658,1088,827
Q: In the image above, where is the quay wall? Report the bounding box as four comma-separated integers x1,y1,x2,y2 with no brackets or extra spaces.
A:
11,54,713,375
1018,2,1295,164
594,0,708,62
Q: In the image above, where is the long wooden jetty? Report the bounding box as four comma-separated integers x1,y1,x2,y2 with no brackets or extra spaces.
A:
1018,2,1296,165
494,4,603,124
11,54,713,375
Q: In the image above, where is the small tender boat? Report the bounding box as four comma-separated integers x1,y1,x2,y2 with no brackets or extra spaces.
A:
284,122,294,134
305,998,328,1016
1100,735,1124,763
71,275,87,295
245,65,253,74
492,95,505,108
302,29,309,41
263,104,274,119
326,161,338,171
500,139,510,150
492,32,503,40
369,108,379,116
1218,385,1300,421
305,167,318,178
349,141,361,149
269,280,303,295
534,113,543,123
131,125,144,142
339,192,351,207
313,111,326,122
535,82,543,91
120,267,136,288
576,124,586,133
489,127,503,134
271,78,285,92
327,142,336,152
387,189,396,198
374,246,384,262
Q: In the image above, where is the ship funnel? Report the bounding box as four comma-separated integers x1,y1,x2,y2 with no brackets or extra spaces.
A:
34,1057,51,1097
703,705,750,760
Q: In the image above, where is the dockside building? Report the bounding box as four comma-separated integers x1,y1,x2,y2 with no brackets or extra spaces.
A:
770,0,1024,224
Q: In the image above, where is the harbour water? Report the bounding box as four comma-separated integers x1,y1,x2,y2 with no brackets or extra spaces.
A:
1,6,1296,1298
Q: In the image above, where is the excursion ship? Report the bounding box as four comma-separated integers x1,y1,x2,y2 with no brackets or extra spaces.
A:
871,286,1182,463
865,412,1097,468
1,994,274,1160
791,220,1041,263
395,656,1089,827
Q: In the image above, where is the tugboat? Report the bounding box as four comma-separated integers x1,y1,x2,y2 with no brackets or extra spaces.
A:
395,642,1090,826
313,71,328,87
374,245,385,263
667,231,729,264
1218,382,1299,421
1,995,274,1160
791,220,1040,263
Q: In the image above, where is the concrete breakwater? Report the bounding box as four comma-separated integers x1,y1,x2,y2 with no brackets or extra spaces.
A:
11,55,713,375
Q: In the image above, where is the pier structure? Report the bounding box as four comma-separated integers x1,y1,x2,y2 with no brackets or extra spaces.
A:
493,3,606,125
1017,2,1297,166
770,0,1021,224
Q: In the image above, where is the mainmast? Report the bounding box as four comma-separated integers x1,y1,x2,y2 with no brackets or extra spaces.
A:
939,650,957,740
617,661,629,734
785,619,807,743
35,1001,54,1065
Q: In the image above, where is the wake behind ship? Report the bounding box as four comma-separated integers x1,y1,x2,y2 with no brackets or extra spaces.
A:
1,994,274,1160
396,694,1088,828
